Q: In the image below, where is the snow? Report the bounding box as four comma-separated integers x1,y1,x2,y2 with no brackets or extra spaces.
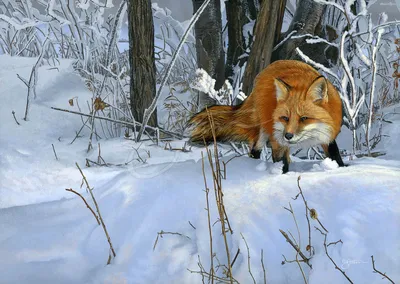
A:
1,55,400,284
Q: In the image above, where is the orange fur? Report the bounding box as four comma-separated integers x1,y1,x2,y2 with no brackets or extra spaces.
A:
189,60,343,167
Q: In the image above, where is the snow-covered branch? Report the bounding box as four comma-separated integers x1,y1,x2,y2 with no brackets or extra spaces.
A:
295,48,341,82
366,27,384,155
190,68,246,105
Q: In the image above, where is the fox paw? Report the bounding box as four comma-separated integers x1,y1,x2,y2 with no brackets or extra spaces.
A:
250,149,261,159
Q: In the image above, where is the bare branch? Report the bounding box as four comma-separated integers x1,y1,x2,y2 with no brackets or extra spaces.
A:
371,255,395,284
12,111,20,126
261,249,267,284
315,227,354,283
75,163,116,264
279,229,312,269
153,230,191,251
65,188,100,225
51,144,58,160
240,233,256,284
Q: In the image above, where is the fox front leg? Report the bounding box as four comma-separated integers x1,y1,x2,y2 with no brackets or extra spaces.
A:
250,147,262,159
322,140,345,167
270,138,291,174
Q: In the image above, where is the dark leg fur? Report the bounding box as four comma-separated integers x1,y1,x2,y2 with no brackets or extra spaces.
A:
282,154,289,174
250,148,261,159
271,152,290,174
327,140,345,167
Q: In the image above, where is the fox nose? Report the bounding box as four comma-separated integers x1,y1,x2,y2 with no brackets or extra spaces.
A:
285,133,294,140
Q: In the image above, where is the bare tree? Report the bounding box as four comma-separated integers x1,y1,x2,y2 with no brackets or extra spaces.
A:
127,0,157,127
192,0,225,106
241,0,286,96
225,0,248,83
272,0,331,64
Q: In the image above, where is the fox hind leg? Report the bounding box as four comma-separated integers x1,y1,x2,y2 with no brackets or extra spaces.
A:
322,140,345,167
249,129,268,159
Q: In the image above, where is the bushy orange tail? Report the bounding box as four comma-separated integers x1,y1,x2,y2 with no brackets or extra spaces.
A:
188,105,252,144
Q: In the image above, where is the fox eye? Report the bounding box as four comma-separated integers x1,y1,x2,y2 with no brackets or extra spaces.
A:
300,116,308,122
280,116,289,122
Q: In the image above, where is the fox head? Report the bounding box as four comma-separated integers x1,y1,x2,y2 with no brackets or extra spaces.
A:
272,76,335,148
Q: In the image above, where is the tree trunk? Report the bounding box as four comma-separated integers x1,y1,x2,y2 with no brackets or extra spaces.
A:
272,0,334,65
246,0,259,20
241,0,286,96
127,0,157,127
192,0,225,106
225,0,248,83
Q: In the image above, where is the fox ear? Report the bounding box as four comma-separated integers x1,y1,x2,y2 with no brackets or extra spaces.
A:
274,78,290,102
307,76,328,103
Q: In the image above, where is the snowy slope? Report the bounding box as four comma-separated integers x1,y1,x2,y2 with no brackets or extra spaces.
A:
0,55,399,284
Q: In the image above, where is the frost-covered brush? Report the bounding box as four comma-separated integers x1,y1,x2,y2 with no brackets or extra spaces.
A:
1,0,132,139
153,3,197,84
189,60,345,174
189,68,248,106
18,35,50,121
0,0,43,56
161,84,198,135
296,0,400,155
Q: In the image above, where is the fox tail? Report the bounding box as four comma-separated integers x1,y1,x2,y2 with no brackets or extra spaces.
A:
188,105,250,145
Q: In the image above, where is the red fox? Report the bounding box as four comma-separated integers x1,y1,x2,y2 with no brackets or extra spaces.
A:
189,60,345,173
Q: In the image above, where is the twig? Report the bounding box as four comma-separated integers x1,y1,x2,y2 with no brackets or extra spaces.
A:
371,255,395,284
51,144,58,160
65,188,100,225
51,107,184,139
231,248,240,268
86,158,109,167
261,249,267,284
189,255,241,283
279,229,312,268
327,239,343,247
21,36,50,121
222,153,246,179
201,151,215,283
75,163,116,264
240,233,256,284
12,111,20,125
188,221,196,230
188,268,239,284
282,254,308,264
132,144,147,164
295,178,329,233
296,176,312,256
315,226,354,283
286,202,309,284
153,230,191,251
205,110,233,283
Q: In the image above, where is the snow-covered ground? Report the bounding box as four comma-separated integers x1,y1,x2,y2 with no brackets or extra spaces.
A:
0,55,399,284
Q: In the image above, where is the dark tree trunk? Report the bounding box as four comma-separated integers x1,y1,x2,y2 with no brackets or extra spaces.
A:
272,0,336,66
127,0,157,127
225,0,248,82
192,0,225,106
241,0,286,96
246,0,259,21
